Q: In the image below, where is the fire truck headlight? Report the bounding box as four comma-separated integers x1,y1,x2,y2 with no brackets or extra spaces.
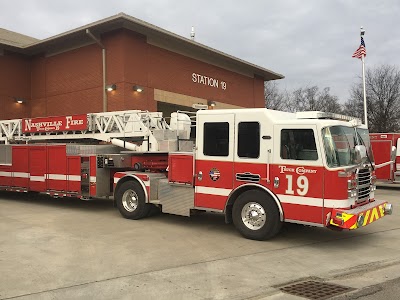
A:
384,203,393,215
357,214,365,228
348,189,357,198
348,179,357,189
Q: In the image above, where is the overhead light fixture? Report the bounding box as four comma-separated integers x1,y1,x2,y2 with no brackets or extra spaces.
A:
14,97,26,104
208,100,216,107
133,85,144,92
105,84,116,91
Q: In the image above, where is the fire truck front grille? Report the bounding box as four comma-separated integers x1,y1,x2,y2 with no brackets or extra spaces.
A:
357,168,371,202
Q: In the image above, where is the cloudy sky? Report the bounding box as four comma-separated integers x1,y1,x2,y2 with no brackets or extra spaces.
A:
1,0,399,102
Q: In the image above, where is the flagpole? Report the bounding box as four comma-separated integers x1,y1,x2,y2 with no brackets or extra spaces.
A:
360,26,368,127
361,54,367,127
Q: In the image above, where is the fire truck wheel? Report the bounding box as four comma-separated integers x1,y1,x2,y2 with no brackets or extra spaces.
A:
232,190,282,240
116,180,151,220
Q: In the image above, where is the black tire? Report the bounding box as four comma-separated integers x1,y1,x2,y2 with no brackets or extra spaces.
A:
115,180,151,220
232,190,282,240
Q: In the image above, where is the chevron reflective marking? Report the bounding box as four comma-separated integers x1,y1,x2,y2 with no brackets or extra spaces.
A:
362,210,371,226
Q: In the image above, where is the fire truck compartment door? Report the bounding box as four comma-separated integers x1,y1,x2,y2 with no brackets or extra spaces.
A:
371,140,393,180
273,125,324,225
194,113,235,210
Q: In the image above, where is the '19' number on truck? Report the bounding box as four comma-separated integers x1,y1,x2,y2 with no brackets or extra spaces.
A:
285,175,309,196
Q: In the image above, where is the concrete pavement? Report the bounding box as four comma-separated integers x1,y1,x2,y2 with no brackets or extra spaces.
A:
0,188,399,299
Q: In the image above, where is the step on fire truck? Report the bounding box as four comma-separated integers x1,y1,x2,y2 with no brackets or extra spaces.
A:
0,109,394,240
370,133,400,184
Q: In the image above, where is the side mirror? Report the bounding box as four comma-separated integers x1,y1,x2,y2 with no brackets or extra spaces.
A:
391,146,397,162
354,145,367,165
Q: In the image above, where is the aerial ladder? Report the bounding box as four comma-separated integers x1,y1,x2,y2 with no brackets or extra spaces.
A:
0,110,192,152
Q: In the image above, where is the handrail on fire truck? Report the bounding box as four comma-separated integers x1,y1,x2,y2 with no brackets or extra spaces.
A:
0,110,189,152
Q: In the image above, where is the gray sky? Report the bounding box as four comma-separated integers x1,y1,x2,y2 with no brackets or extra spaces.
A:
1,0,399,102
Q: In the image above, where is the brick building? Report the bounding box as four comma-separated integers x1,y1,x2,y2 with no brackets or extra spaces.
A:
0,13,283,120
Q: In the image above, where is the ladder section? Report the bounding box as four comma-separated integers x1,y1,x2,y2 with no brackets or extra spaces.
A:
0,110,170,147
0,119,22,144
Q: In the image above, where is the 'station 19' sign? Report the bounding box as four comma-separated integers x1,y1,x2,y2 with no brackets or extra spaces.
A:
192,73,227,90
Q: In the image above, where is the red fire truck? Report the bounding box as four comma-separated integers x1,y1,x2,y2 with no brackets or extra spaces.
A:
0,109,393,240
370,133,400,184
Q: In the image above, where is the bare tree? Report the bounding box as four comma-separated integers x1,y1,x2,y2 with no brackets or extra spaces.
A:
264,81,290,111
265,82,342,114
290,86,343,113
317,87,343,114
345,64,400,132
343,85,365,120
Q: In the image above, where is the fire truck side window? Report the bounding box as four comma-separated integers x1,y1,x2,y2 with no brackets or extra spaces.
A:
203,122,229,156
238,122,260,158
280,129,318,160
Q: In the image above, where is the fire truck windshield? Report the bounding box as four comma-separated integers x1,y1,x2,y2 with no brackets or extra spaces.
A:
322,126,374,168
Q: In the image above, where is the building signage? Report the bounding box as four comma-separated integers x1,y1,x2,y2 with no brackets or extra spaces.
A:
192,72,226,90
22,114,88,133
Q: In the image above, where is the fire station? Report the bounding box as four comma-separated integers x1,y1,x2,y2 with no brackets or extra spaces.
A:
0,12,283,120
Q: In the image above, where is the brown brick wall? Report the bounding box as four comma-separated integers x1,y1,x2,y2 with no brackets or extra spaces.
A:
0,53,31,120
146,43,259,107
28,44,104,117
0,28,265,120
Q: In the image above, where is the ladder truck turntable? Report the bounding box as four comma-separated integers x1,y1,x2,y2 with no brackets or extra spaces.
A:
0,108,394,240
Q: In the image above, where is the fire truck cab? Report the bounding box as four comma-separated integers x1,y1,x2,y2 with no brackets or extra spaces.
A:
113,109,393,240
0,108,394,240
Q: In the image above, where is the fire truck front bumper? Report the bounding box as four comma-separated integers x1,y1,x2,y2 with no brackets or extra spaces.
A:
329,200,393,230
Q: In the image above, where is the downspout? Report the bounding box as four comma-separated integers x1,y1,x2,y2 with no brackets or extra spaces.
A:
86,29,107,112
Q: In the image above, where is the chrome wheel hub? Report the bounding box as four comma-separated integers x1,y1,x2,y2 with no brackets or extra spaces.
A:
122,189,139,212
241,202,266,230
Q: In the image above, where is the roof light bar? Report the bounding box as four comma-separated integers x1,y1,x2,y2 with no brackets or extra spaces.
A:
296,111,361,124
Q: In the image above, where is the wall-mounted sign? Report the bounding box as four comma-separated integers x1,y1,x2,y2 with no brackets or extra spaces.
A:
22,114,88,133
192,73,226,90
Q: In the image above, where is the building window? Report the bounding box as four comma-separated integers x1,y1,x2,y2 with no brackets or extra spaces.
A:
281,129,318,160
203,122,229,156
238,122,260,158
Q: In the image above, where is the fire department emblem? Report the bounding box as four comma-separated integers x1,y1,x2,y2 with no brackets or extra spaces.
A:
209,168,220,181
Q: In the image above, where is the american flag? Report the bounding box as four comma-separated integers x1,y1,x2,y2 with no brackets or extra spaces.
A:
352,37,366,59
209,168,220,181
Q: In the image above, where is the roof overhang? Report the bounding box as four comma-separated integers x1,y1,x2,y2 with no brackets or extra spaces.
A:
1,13,284,81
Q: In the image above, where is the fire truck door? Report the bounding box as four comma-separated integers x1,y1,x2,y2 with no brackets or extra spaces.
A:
273,125,324,225
194,113,235,211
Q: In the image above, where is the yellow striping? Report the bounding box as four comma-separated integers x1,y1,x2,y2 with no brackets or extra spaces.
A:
369,207,379,224
332,203,387,229
363,210,371,226
350,222,358,230
340,213,354,223
379,205,385,217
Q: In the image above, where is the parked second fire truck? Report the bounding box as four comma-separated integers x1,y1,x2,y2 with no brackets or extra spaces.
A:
0,108,393,240
370,133,400,184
